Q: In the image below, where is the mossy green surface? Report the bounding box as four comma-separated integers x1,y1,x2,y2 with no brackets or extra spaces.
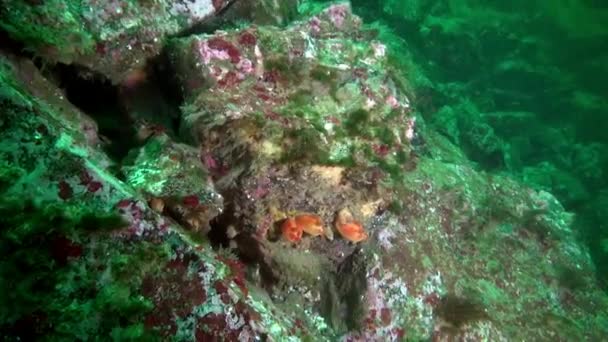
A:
344,0,608,290
1,0,607,340
0,1,95,59
0,196,158,340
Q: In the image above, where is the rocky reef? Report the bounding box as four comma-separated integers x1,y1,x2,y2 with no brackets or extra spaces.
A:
0,1,606,341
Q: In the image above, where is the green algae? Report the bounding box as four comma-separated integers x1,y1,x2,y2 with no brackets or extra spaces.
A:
0,197,155,339
0,1,607,340
0,1,95,58
348,0,608,291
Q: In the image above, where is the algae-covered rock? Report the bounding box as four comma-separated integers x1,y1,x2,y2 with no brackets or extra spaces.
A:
0,0,234,84
210,0,300,26
162,3,607,341
0,1,607,341
0,50,322,341
121,133,224,236
348,0,608,295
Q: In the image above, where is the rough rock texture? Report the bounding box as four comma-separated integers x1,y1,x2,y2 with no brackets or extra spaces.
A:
210,0,301,26
165,3,607,340
0,53,275,340
348,0,608,287
0,2,607,341
121,133,224,236
0,0,234,83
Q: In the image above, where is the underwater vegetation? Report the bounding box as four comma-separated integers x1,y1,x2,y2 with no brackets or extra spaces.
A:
347,0,608,290
0,0,607,340
0,196,154,339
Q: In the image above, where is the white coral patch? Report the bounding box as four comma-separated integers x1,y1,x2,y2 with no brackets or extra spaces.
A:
376,228,396,250
170,0,215,23
373,42,387,58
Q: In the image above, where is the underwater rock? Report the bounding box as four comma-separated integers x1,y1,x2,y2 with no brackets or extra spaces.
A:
336,247,369,331
0,50,317,341
0,0,234,84
121,133,223,235
161,3,605,341
168,2,413,244
319,247,368,334
209,0,300,26
0,2,607,341
0,54,104,148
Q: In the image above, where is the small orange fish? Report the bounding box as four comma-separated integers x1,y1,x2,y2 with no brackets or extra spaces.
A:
334,208,368,243
281,217,303,243
295,214,324,237
336,222,368,243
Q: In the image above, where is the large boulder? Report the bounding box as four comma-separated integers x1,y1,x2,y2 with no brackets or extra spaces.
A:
165,3,608,340
0,0,234,83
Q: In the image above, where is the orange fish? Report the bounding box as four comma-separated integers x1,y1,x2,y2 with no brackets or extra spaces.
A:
295,214,324,237
336,222,368,243
281,217,303,243
334,208,368,243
